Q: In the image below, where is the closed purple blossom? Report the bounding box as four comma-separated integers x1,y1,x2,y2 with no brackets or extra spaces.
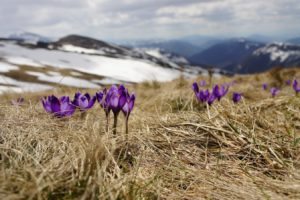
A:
232,92,242,103
192,82,199,94
122,93,135,117
270,87,279,97
200,80,206,87
73,92,96,112
293,80,300,93
286,80,292,86
42,95,75,118
262,83,268,90
109,85,127,115
192,82,210,102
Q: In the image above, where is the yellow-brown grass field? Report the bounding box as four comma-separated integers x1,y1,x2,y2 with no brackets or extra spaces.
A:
1,67,300,199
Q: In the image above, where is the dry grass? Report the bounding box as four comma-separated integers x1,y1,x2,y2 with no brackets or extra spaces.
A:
1,68,300,199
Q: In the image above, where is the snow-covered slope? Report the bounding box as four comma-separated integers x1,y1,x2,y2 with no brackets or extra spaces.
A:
0,38,203,94
224,43,300,73
138,48,189,65
253,43,300,62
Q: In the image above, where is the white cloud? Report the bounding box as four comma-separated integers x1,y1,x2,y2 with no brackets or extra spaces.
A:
0,0,299,40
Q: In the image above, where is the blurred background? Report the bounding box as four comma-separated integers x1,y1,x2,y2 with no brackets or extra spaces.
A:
0,0,299,93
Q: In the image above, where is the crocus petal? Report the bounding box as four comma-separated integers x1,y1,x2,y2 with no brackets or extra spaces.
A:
79,96,89,109
96,92,104,103
208,94,216,105
42,98,52,113
192,82,199,94
87,96,96,109
118,92,127,109
50,95,60,113
84,93,91,101
128,94,135,111
122,102,129,115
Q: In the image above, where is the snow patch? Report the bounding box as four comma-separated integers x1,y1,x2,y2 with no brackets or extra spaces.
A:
26,71,100,88
0,75,52,93
0,62,19,72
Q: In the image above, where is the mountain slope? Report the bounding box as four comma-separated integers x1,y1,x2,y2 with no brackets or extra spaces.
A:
287,37,300,45
189,38,263,68
0,35,204,93
125,39,202,58
232,43,300,73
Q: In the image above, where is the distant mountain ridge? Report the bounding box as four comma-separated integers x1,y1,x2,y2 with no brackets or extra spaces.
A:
231,43,300,73
189,38,264,68
124,39,202,58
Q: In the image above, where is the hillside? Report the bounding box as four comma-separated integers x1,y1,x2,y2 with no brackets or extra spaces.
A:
189,38,263,68
0,35,204,94
0,68,300,199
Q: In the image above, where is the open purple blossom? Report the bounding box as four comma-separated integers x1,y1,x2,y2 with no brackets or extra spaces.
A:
199,89,210,102
293,80,300,93
232,92,242,103
213,85,228,101
270,87,279,97
42,95,75,118
73,92,96,112
11,97,24,106
262,83,268,90
207,94,216,105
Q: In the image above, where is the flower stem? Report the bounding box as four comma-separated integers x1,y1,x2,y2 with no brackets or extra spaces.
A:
113,113,119,135
105,112,110,133
80,111,87,120
125,115,129,135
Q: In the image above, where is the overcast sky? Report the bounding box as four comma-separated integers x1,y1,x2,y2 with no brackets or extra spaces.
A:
1,0,300,40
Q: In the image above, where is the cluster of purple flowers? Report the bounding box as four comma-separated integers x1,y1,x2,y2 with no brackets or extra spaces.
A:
262,83,280,97
192,81,240,105
262,79,300,97
41,85,135,134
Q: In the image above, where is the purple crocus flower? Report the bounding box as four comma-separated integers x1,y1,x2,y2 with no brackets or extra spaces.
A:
286,80,292,86
207,94,216,105
122,93,135,117
109,85,127,115
262,83,268,90
199,80,206,87
192,82,210,102
11,97,24,106
42,95,75,118
199,89,210,102
192,82,199,94
293,80,300,93
213,85,228,101
270,87,279,97
73,92,96,112
98,85,127,134
122,91,135,135
232,92,242,103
